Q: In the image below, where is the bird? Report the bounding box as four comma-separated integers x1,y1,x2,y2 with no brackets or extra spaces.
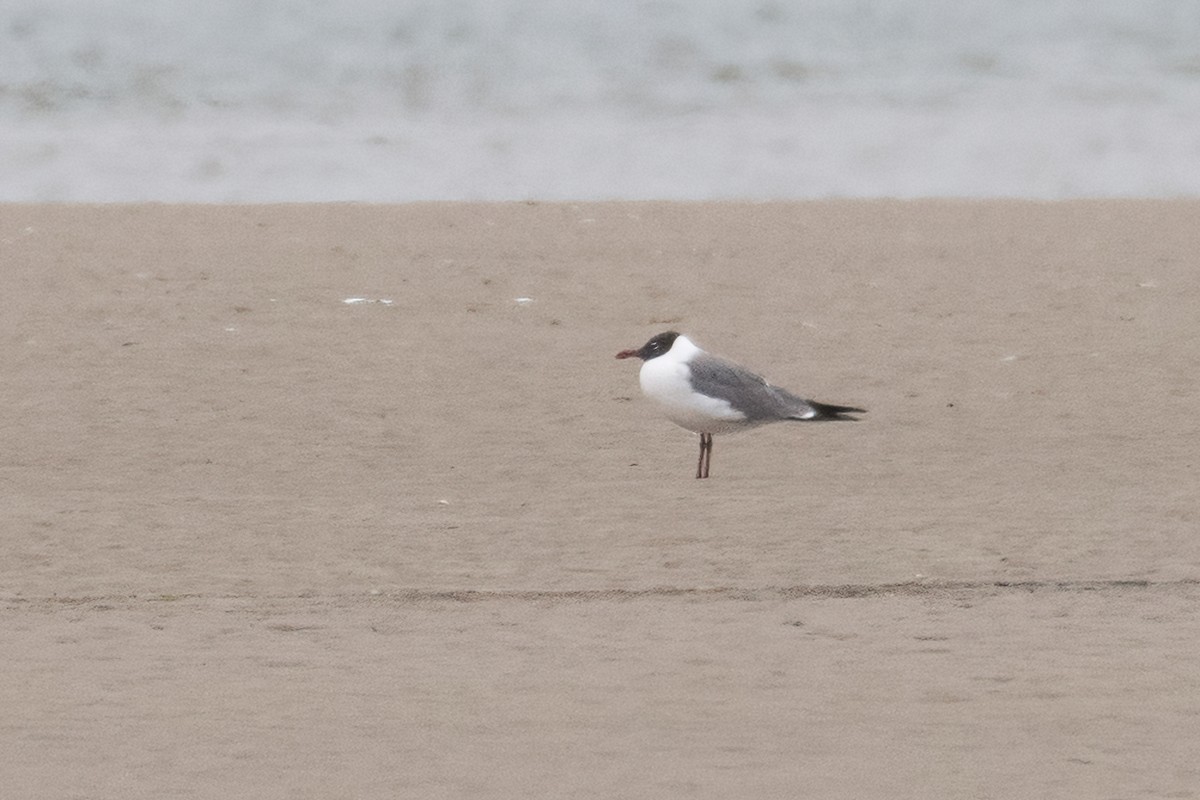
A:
615,331,864,478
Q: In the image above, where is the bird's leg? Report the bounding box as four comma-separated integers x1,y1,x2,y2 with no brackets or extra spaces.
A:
697,433,713,479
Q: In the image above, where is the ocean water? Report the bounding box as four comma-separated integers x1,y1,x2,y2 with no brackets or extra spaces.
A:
3,0,1199,201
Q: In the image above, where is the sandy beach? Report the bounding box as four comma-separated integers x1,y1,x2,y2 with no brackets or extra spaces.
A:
3,201,1199,798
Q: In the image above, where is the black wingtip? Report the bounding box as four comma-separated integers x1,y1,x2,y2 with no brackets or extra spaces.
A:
807,401,867,420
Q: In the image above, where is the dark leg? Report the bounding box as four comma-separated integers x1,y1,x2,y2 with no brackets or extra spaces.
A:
697,433,713,479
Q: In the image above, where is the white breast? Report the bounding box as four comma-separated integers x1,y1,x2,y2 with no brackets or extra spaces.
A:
638,339,748,434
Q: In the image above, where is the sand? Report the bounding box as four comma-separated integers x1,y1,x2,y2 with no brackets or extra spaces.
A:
3,201,1199,798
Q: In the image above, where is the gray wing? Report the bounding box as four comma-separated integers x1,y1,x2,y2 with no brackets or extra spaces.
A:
687,353,817,422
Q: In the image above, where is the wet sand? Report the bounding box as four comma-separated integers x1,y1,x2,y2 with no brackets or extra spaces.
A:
3,202,1199,798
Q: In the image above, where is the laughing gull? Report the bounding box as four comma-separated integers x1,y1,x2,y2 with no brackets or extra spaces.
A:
616,331,864,478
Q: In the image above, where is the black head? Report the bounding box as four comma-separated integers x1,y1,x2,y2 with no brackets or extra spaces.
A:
615,331,680,361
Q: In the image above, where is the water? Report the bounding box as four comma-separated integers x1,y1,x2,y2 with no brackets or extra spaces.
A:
3,0,1199,201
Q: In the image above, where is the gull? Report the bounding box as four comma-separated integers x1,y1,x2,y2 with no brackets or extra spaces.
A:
616,331,864,478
